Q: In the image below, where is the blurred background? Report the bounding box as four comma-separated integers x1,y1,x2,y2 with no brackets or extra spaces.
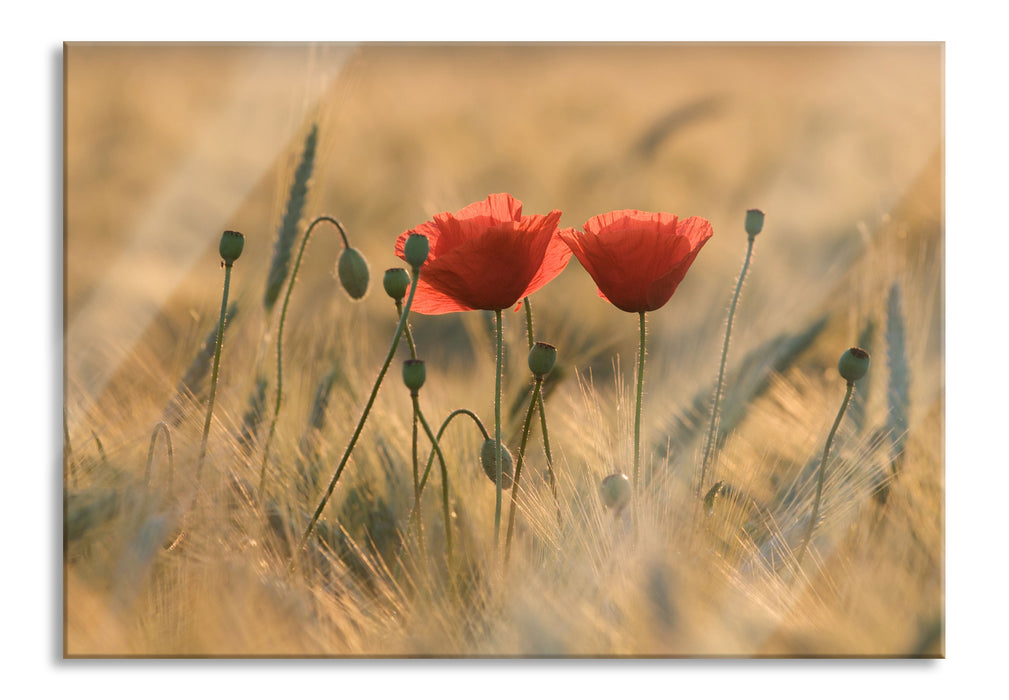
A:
65,42,941,427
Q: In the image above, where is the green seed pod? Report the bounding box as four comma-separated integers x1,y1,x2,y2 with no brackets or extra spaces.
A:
600,473,631,511
744,209,765,237
838,346,870,383
402,359,426,394
480,438,513,490
527,341,557,378
337,247,370,300
383,267,411,301
219,230,245,265
404,233,430,268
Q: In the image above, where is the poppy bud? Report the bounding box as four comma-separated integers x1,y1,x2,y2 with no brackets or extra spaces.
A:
219,230,245,265
337,247,370,300
404,233,430,268
527,342,557,378
402,359,426,394
383,267,411,301
838,347,870,383
744,209,765,238
480,438,513,490
600,473,631,511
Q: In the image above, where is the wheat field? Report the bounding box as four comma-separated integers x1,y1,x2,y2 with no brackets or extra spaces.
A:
63,42,943,658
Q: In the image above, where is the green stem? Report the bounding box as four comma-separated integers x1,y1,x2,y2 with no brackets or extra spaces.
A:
260,216,349,498
698,234,756,496
413,397,454,567
417,409,489,496
795,382,854,567
412,391,425,557
195,262,233,491
633,311,647,493
522,298,560,526
504,378,543,563
289,266,421,573
494,308,504,549
397,300,418,359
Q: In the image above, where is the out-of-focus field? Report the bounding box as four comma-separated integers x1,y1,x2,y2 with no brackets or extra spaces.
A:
64,43,942,656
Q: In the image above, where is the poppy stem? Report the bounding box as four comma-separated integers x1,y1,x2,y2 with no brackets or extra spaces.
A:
411,391,426,559
494,308,505,550
396,299,419,360
697,232,756,497
633,311,647,496
194,260,234,495
260,215,349,499
522,298,561,527
288,263,421,574
795,381,854,568
504,377,543,564
416,409,489,498
411,396,453,568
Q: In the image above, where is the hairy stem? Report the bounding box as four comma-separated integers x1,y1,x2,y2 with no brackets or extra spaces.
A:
698,234,756,496
796,381,855,567
260,216,349,497
523,298,560,525
494,308,504,549
289,267,420,573
194,262,233,493
505,378,543,564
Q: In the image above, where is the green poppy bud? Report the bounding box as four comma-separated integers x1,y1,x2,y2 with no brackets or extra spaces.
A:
527,342,557,378
219,230,245,265
480,438,513,490
383,267,411,301
337,247,370,300
404,233,430,268
744,209,765,238
838,347,870,383
600,473,631,511
402,359,426,394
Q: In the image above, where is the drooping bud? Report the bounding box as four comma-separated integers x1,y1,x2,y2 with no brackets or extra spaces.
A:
600,473,631,511
404,233,430,269
219,230,245,265
402,359,426,395
744,209,765,238
337,247,370,300
838,347,870,383
527,342,557,379
480,439,514,490
383,267,411,301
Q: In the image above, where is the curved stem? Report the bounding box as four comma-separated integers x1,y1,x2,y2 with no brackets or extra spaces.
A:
289,266,421,573
417,409,489,496
413,396,453,567
504,378,543,564
795,382,855,567
144,421,175,495
260,216,350,497
698,234,756,496
493,309,504,549
195,262,233,492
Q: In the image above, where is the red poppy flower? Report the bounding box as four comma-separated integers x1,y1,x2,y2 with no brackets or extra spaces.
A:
394,193,573,315
559,210,713,313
